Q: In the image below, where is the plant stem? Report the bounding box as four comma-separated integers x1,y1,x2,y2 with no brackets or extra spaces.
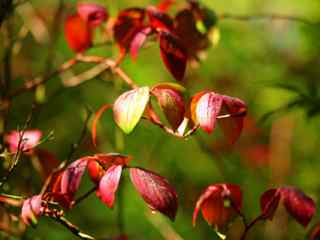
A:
240,215,263,240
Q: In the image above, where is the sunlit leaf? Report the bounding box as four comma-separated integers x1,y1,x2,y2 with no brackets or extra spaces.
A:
130,27,152,61
113,87,150,134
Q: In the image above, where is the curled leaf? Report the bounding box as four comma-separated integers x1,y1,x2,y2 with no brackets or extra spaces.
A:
193,183,242,230
147,6,173,32
159,31,187,81
113,8,146,51
64,14,92,53
130,27,152,61
97,165,123,208
21,195,43,226
151,83,185,129
77,2,108,28
260,187,316,227
219,95,247,144
113,87,150,134
130,167,178,220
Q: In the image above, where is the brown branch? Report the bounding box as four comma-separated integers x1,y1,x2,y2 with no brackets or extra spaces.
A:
72,186,97,207
218,13,317,25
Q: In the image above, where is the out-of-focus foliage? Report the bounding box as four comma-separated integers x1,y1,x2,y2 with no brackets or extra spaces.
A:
1,0,320,239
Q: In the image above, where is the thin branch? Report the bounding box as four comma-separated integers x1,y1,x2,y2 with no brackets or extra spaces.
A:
218,13,317,26
240,215,264,240
72,186,97,207
51,216,96,240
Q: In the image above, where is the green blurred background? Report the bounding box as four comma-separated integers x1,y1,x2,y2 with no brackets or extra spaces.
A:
1,0,320,239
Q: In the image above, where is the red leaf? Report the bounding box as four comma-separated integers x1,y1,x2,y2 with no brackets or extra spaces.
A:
157,0,175,12
113,8,146,51
21,195,43,226
61,158,88,197
147,6,173,32
260,188,281,220
34,149,60,179
219,95,247,144
151,83,185,129
130,27,152,61
97,165,123,208
87,158,104,184
159,31,187,81
193,184,242,229
94,153,132,168
174,9,209,59
194,92,223,134
5,129,42,154
113,87,150,134
91,104,112,146
129,167,178,220
260,187,316,227
281,187,316,227
77,3,108,28
64,14,92,53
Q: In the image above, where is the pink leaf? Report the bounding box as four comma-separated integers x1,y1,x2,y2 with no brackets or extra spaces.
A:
159,31,187,81
5,129,42,153
195,92,223,134
61,158,88,197
21,195,43,226
77,2,108,28
130,27,152,61
130,167,178,220
193,183,242,229
97,165,123,208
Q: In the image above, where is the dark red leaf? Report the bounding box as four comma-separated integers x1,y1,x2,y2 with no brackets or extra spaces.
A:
260,187,316,227
193,183,242,229
151,83,185,129
97,165,123,208
219,95,247,144
94,153,132,168
174,9,209,59
159,31,187,81
194,92,223,134
61,158,88,197
113,8,146,51
129,167,178,220
130,27,152,61
281,187,316,227
34,149,60,179
64,14,92,53
77,3,108,28
21,195,43,226
260,188,281,220
147,6,173,32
